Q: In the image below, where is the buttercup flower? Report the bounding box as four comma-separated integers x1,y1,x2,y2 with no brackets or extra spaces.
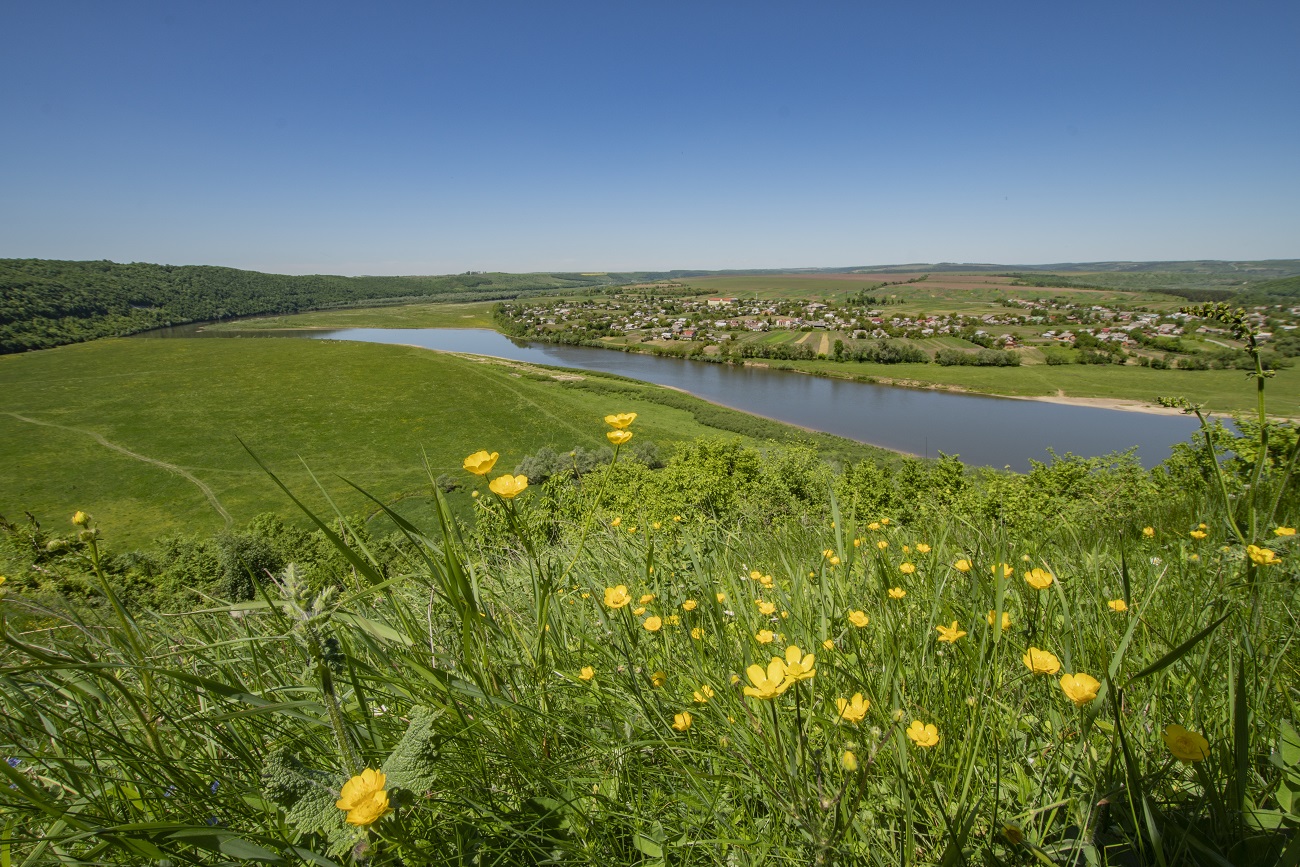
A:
691,627,704,640
1190,530,1207,540
579,666,595,681
639,593,655,604
682,599,697,611
783,646,816,682
756,600,777,615
822,638,834,650
743,657,790,700
693,685,715,703
935,621,966,643
868,522,881,531
759,574,773,587
1024,568,1054,590
907,720,940,748
1276,527,1296,536
836,693,870,724
607,430,633,446
954,559,972,573
1142,526,1155,538
605,412,637,429
336,769,390,826
848,610,869,628
755,629,776,644
1059,672,1101,707
643,616,663,632
877,540,889,550
1023,647,1061,675
610,516,622,527
489,474,528,498
902,545,911,554
888,587,906,599
604,585,632,609
1108,599,1128,613
900,562,916,575
632,606,646,616
716,592,726,603
650,671,667,687
987,610,1012,630
1163,724,1209,762
841,750,859,771
915,543,931,554
672,711,693,732
463,451,499,476
991,563,1013,578
1246,545,1280,566
828,555,841,565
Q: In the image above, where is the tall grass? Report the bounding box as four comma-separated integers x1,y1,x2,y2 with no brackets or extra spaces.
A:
0,308,1296,865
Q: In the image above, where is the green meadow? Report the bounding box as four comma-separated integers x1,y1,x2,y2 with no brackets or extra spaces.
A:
0,337,880,548
203,301,499,331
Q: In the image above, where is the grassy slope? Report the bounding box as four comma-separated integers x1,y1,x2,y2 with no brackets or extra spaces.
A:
1,338,878,548
202,300,499,330
778,357,1300,417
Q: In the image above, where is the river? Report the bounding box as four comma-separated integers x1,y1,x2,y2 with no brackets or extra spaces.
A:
137,324,1201,470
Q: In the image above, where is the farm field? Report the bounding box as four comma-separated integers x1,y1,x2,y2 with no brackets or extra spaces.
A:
202,300,499,331
0,338,878,548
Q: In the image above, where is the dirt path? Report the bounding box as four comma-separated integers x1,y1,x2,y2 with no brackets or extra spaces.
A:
5,411,234,527
818,333,830,356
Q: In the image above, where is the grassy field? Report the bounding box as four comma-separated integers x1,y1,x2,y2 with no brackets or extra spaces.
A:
202,300,499,331
0,338,880,548
776,357,1300,417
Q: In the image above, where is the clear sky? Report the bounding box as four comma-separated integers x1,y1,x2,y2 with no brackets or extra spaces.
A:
3,1,1297,274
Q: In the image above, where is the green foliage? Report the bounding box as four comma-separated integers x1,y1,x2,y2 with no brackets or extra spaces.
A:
0,259,593,353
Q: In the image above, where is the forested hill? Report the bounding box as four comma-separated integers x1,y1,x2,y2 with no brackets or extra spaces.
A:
0,259,598,354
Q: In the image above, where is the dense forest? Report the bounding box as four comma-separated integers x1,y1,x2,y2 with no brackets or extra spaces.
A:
0,259,603,354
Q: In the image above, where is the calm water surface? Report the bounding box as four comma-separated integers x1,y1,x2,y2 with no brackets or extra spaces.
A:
142,325,1200,470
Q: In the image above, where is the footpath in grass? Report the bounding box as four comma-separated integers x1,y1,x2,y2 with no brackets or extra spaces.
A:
0,338,880,547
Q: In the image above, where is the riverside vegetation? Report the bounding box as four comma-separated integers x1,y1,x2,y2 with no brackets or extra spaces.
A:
0,305,1298,865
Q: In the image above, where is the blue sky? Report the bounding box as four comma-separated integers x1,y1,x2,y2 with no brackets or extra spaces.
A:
3,1,1297,274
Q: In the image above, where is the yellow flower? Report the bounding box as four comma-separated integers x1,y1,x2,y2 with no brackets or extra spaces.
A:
489,474,528,498
900,562,916,575
759,574,773,587
853,538,862,548
672,711,693,731
607,430,633,446
691,627,704,640
835,693,870,724
632,606,646,616
610,516,622,527
682,599,697,611
848,610,869,628
336,769,391,826
693,685,715,703
604,585,632,609
841,750,859,771
954,559,972,573
822,638,834,650
743,657,790,700
604,412,637,429
902,545,911,554
674,515,682,522
1059,672,1101,707
888,587,906,599
906,720,939,748
71,510,90,527
650,671,667,687
829,555,841,565
1163,724,1210,762
462,450,499,476
1199,523,1207,529
783,645,816,682
987,610,1012,630
1142,526,1155,538
1246,545,1280,566
881,518,890,525
868,522,881,531
716,592,726,603
1275,526,1296,536
876,540,889,550
755,629,776,644
643,616,663,632
756,600,776,615
639,593,655,604
579,666,595,681
990,563,1013,578
1190,529,1207,540
935,621,966,643
916,543,931,554
822,548,834,559
652,521,661,529
1108,598,1128,613
1024,568,1054,590
1023,647,1061,675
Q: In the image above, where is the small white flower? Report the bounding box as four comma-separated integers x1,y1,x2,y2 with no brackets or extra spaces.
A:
1150,556,1162,566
